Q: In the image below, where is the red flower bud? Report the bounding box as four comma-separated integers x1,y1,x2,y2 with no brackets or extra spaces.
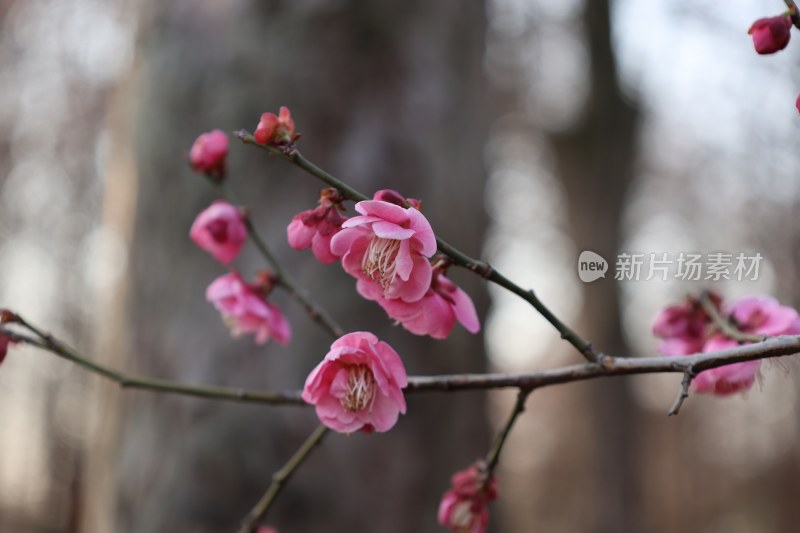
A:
748,15,792,54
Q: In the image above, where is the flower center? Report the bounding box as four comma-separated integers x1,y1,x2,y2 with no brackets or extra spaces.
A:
341,365,377,412
207,219,229,243
362,237,401,289
450,500,476,530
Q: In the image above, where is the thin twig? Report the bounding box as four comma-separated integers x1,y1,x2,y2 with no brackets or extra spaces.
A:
667,368,695,416
237,424,330,533
784,0,800,28
3,323,305,406
236,132,598,362
485,388,532,473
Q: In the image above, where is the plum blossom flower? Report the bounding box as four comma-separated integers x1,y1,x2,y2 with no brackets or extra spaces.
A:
254,106,298,146
189,130,228,177
287,188,347,264
330,200,436,302
726,295,799,336
438,464,497,533
652,293,720,356
693,335,762,395
190,201,248,265
302,332,407,434
748,15,792,54
206,272,291,345
360,264,479,339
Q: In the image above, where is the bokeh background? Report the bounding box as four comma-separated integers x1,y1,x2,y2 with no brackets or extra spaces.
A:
1,0,799,532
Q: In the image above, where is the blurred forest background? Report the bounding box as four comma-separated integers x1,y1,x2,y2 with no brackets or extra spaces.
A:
0,0,799,532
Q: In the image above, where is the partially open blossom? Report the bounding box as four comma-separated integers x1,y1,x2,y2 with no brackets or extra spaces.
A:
726,295,799,336
189,129,228,177
287,188,347,263
438,464,497,533
302,332,407,433
190,201,247,265
206,271,291,345
254,106,298,146
361,265,479,339
652,293,720,356
748,15,792,54
330,200,436,302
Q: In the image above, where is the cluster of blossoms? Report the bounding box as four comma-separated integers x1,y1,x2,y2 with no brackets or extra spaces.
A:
653,294,800,395
437,464,498,533
188,108,489,531
189,132,292,346
746,7,800,112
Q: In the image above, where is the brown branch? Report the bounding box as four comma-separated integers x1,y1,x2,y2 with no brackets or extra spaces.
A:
667,368,695,416
236,132,599,363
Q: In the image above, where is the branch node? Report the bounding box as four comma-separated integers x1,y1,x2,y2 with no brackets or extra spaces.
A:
667,367,695,416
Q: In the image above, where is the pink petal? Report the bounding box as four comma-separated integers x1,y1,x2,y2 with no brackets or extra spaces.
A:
370,221,415,240
407,207,437,257
355,200,409,225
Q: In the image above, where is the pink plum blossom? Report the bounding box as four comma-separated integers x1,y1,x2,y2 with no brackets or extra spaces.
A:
652,294,719,356
438,465,497,533
189,129,228,177
254,106,298,146
302,332,407,434
190,201,248,265
360,268,479,339
287,188,347,263
693,335,761,395
748,15,792,55
330,200,437,302
726,295,799,336
206,272,291,345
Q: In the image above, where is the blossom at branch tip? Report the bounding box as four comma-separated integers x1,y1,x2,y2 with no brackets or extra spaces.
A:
287,188,347,264
206,271,291,345
190,201,247,265
302,332,407,434
254,106,298,146
359,266,479,339
438,464,497,533
330,200,437,302
748,15,792,54
189,129,228,177
654,293,800,396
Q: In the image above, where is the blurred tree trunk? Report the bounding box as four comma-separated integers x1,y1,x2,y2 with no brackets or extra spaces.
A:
546,0,642,531
98,1,491,532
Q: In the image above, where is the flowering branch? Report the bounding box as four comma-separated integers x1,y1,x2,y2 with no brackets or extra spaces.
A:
235,131,599,363
237,424,330,533
210,181,344,339
8,312,800,411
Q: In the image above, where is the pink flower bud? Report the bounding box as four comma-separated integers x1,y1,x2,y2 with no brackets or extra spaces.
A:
748,15,792,54
302,332,408,434
190,201,248,265
206,271,291,345
372,189,422,210
254,106,298,146
438,465,497,533
287,188,347,264
330,200,437,303
189,130,229,177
